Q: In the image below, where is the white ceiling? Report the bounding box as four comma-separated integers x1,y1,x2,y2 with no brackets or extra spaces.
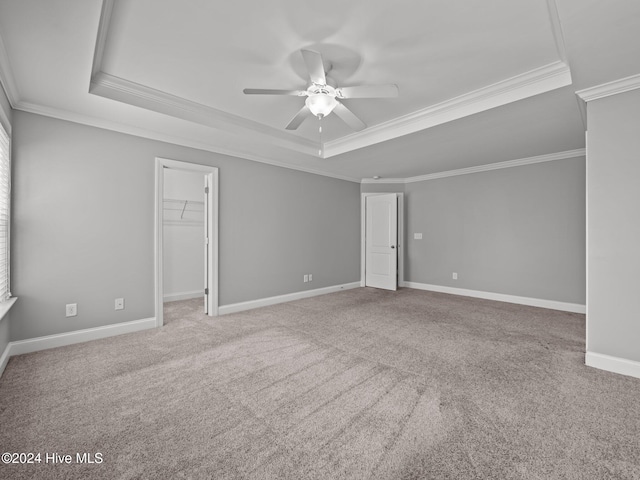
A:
0,0,638,182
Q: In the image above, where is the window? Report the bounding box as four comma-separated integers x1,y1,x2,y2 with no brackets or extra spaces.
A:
0,123,10,301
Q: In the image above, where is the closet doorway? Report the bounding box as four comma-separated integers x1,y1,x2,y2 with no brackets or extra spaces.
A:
155,158,218,327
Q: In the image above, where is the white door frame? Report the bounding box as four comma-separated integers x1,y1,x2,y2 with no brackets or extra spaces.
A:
361,193,404,288
155,157,219,327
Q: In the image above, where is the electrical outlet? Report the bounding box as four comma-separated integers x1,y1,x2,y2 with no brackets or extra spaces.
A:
65,303,77,317
452,272,458,280
303,274,309,283
115,298,125,310
308,274,313,282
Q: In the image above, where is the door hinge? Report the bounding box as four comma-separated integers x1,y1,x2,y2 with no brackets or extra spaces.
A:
205,288,209,295
204,186,209,194
205,237,209,245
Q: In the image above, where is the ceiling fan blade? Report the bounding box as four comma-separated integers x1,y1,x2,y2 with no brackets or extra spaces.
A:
243,88,304,96
337,84,399,99
285,105,310,130
333,102,366,131
301,49,327,85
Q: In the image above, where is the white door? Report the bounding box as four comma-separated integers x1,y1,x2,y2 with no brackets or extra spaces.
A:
203,175,209,314
365,194,398,290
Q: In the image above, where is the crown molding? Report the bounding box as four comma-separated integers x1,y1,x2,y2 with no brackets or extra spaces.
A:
12,99,586,187
14,100,361,183
575,95,587,130
0,30,19,107
576,73,640,103
405,148,585,183
90,0,115,79
360,148,586,184
324,61,572,158
546,0,568,62
90,72,317,156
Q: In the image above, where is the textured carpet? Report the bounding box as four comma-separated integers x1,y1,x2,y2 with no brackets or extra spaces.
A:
1,287,639,479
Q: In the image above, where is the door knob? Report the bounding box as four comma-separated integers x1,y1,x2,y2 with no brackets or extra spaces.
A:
390,245,395,249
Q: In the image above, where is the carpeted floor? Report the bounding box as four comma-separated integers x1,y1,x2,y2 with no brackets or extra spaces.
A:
0,287,639,479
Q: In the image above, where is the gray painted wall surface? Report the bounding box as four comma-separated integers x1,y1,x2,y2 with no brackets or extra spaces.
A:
587,89,640,363
163,223,203,298
404,158,586,304
11,111,360,341
360,183,406,194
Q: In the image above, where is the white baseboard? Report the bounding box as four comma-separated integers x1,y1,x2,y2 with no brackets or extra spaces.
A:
163,290,203,302
585,352,640,380
404,282,586,314
219,282,361,315
7,317,157,358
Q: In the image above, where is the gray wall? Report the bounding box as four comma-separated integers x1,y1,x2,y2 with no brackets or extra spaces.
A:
361,182,406,194
11,111,361,341
587,88,640,363
404,158,586,304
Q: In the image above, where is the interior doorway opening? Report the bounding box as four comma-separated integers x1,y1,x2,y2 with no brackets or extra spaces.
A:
163,169,206,311
155,158,218,327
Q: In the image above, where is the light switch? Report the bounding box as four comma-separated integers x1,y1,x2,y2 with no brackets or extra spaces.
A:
414,233,423,240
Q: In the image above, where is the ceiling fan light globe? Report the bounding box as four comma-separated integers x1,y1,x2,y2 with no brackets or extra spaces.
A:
305,94,338,117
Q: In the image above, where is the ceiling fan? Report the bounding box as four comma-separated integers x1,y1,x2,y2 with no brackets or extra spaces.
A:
243,49,399,132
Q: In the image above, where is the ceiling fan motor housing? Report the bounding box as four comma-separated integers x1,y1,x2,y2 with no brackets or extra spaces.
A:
305,89,338,117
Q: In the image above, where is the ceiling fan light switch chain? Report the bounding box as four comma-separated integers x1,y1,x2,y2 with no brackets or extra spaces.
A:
318,115,323,157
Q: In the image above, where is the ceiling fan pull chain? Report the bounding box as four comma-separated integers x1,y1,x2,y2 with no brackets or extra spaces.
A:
318,114,323,157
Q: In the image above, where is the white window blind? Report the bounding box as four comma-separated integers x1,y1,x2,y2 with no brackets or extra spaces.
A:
0,123,10,301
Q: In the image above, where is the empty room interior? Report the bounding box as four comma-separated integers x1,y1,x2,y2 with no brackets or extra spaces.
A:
0,1,639,478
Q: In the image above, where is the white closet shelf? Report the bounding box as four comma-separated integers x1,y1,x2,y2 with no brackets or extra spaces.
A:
163,198,205,225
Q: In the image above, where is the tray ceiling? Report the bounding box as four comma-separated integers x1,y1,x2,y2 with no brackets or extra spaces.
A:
91,0,570,155
100,0,560,139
